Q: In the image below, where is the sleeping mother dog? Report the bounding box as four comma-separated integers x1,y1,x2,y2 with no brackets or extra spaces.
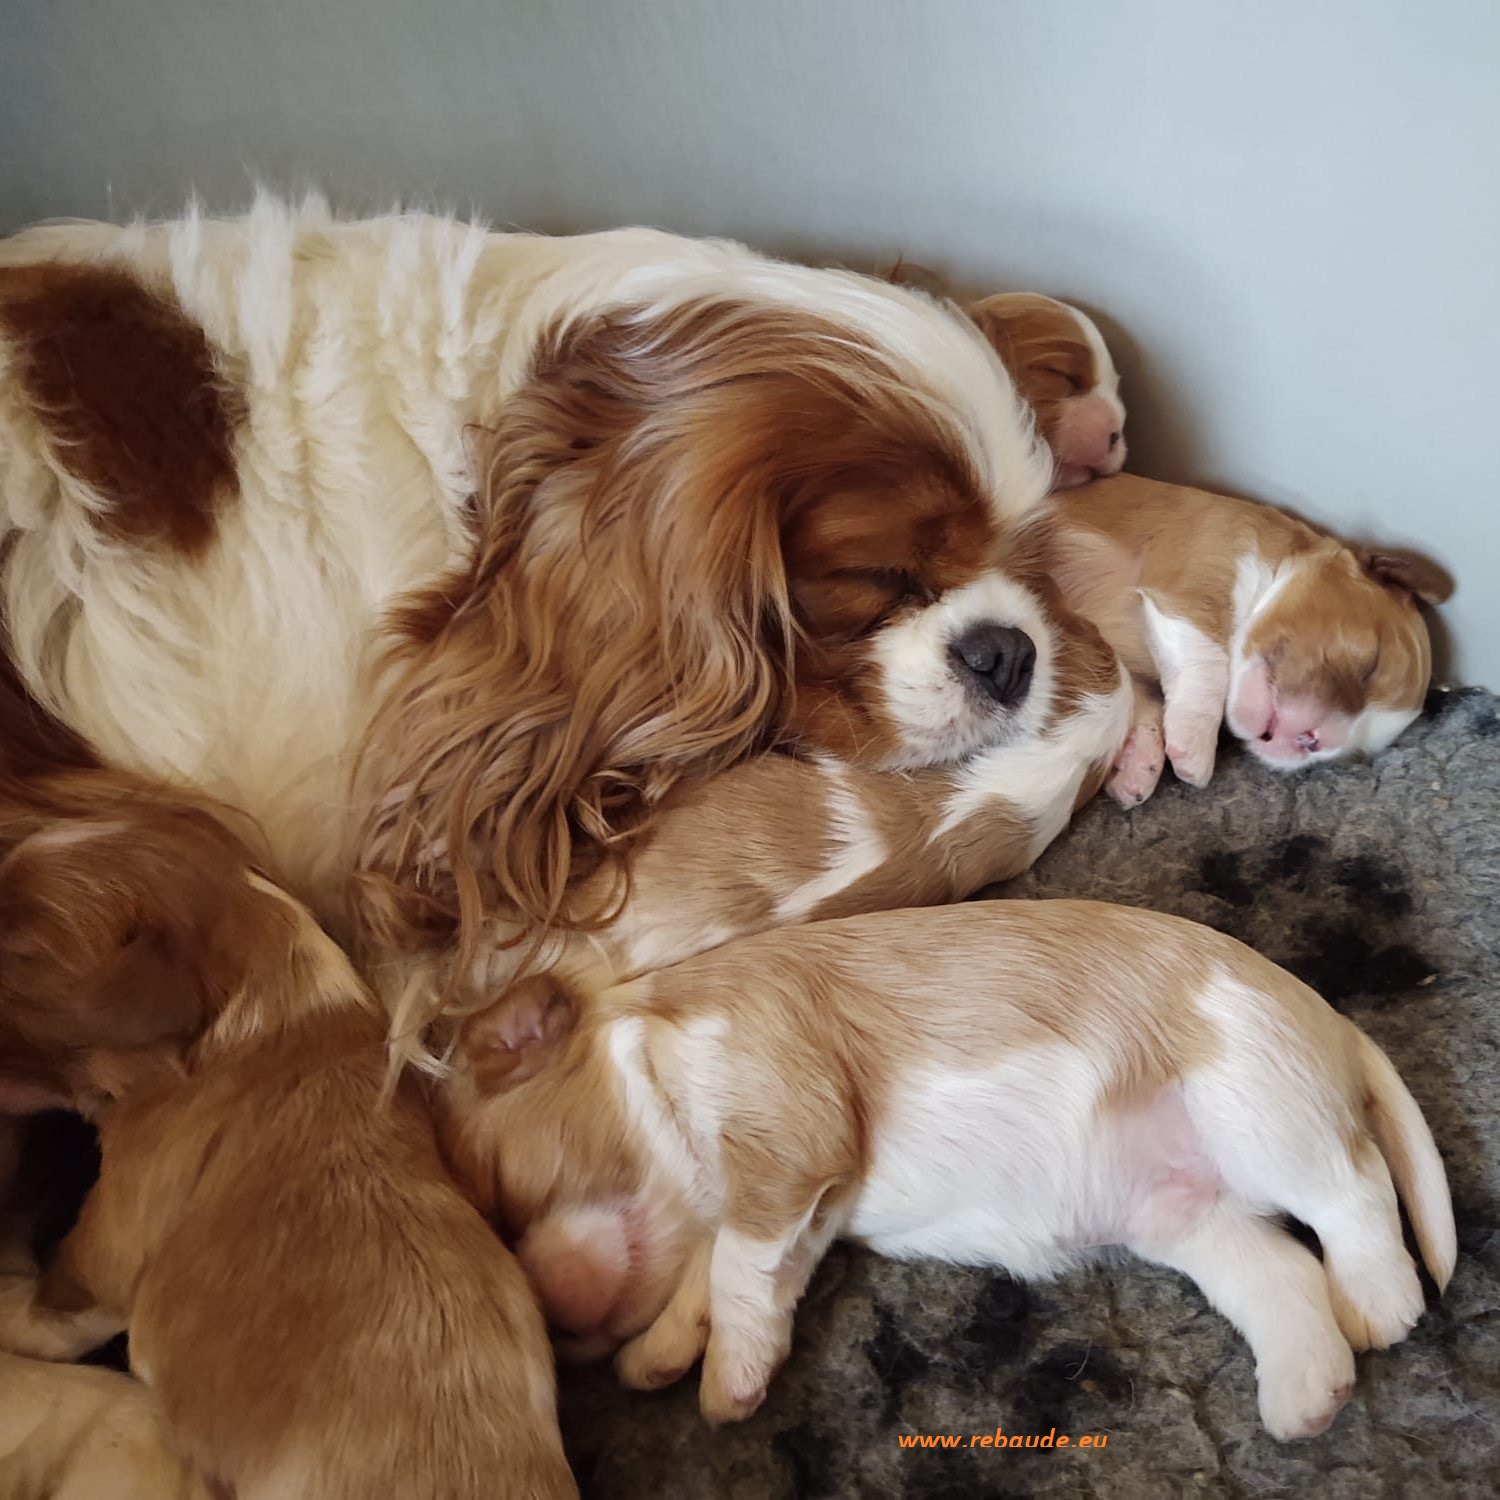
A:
0,198,1084,1031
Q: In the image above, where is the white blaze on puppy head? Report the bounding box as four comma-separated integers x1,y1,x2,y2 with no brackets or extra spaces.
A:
439,902,1454,1444
1225,544,1450,769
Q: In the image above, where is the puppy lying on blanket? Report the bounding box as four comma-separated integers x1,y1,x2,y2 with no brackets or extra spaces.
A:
950,288,1452,802
441,901,1455,1443
1045,475,1454,805
0,775,576,1500
392,574,1128,1018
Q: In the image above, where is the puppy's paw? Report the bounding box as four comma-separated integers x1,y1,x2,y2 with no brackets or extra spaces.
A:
699,1369,767,1426
616,1323,706,1392
1164,712,1220,788
1107,720,1166,808
699,1334,776,1426
0,1274,121,1361
1257,1336,1356,1441
1325,1253,1425,1352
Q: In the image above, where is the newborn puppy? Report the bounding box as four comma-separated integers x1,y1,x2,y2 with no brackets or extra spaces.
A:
389,570,1128,1022
440,901,1454,1444
883,263,1126,491
1045,475,1454,805
966,292,1127,488
0,774,576,1500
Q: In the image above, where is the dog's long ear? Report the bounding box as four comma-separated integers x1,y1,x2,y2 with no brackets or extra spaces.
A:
459,974,578,1096
1361,547,1454,605
353,295,949,969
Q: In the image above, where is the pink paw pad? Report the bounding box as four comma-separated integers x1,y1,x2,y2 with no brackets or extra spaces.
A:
1108,723,1166,808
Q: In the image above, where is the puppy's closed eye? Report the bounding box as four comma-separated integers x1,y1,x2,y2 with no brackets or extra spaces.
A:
1038,364,1085,394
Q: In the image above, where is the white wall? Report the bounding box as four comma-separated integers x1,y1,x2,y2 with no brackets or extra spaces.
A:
3,0,1495,679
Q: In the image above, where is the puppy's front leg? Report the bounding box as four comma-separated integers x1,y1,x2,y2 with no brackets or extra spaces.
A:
615,1239,712,1391
699,1186,847,1426
1139,594,1230,789
0,1192,126,1361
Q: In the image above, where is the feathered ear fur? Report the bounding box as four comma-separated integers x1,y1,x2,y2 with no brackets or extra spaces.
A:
352,296,953,972
1361,547,1454,605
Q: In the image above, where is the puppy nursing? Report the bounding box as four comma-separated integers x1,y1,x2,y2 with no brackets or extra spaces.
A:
442,902,1454,1443
1045,476,1452,804
0,774,576,1499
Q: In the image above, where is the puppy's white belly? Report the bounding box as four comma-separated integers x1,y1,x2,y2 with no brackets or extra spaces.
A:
847,1048,1218,1277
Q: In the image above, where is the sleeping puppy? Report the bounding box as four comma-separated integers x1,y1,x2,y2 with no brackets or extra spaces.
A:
0,774,576,1499
439,902,1455,1444
967,292,1128,488
388,570,1128,1028
885,264,1127,490
1044,475,1454,805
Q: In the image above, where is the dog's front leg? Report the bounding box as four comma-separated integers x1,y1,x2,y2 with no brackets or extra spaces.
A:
698,1184,847,1425
1139,594,1231,788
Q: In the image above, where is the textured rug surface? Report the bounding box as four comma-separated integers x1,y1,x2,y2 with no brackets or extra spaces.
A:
559,686,1500,1499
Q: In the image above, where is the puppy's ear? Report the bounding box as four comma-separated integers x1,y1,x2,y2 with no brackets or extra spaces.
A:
459,974,577,1095
1362,547,1454,605
883,258,949,297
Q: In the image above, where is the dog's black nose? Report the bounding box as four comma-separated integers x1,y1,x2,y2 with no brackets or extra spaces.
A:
950,623,1036,707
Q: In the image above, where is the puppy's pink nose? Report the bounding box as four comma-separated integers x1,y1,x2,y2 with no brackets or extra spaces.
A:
1108,431,1121,450
1296,730,1320,752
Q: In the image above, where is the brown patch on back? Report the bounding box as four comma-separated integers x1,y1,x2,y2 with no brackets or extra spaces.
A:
0,262,242,555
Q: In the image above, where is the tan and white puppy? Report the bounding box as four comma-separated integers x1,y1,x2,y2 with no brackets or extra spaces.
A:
0,772,576,1500
386,572,1128,1036
1045,475,1453,805
967,292,1127,489
440,902,1454,1445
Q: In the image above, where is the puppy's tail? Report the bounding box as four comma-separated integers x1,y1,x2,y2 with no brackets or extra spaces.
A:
1357,1028,1457,1289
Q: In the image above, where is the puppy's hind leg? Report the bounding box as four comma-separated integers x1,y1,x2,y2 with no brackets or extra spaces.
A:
1182,1021,1436,1355
1106,685,1166,809
1130,1199,1355,1441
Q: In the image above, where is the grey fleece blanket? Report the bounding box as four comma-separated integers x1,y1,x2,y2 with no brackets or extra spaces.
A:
558,686,1500,1499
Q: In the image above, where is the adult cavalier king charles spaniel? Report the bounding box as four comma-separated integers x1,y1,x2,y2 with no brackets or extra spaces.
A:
0,198,1061,1005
